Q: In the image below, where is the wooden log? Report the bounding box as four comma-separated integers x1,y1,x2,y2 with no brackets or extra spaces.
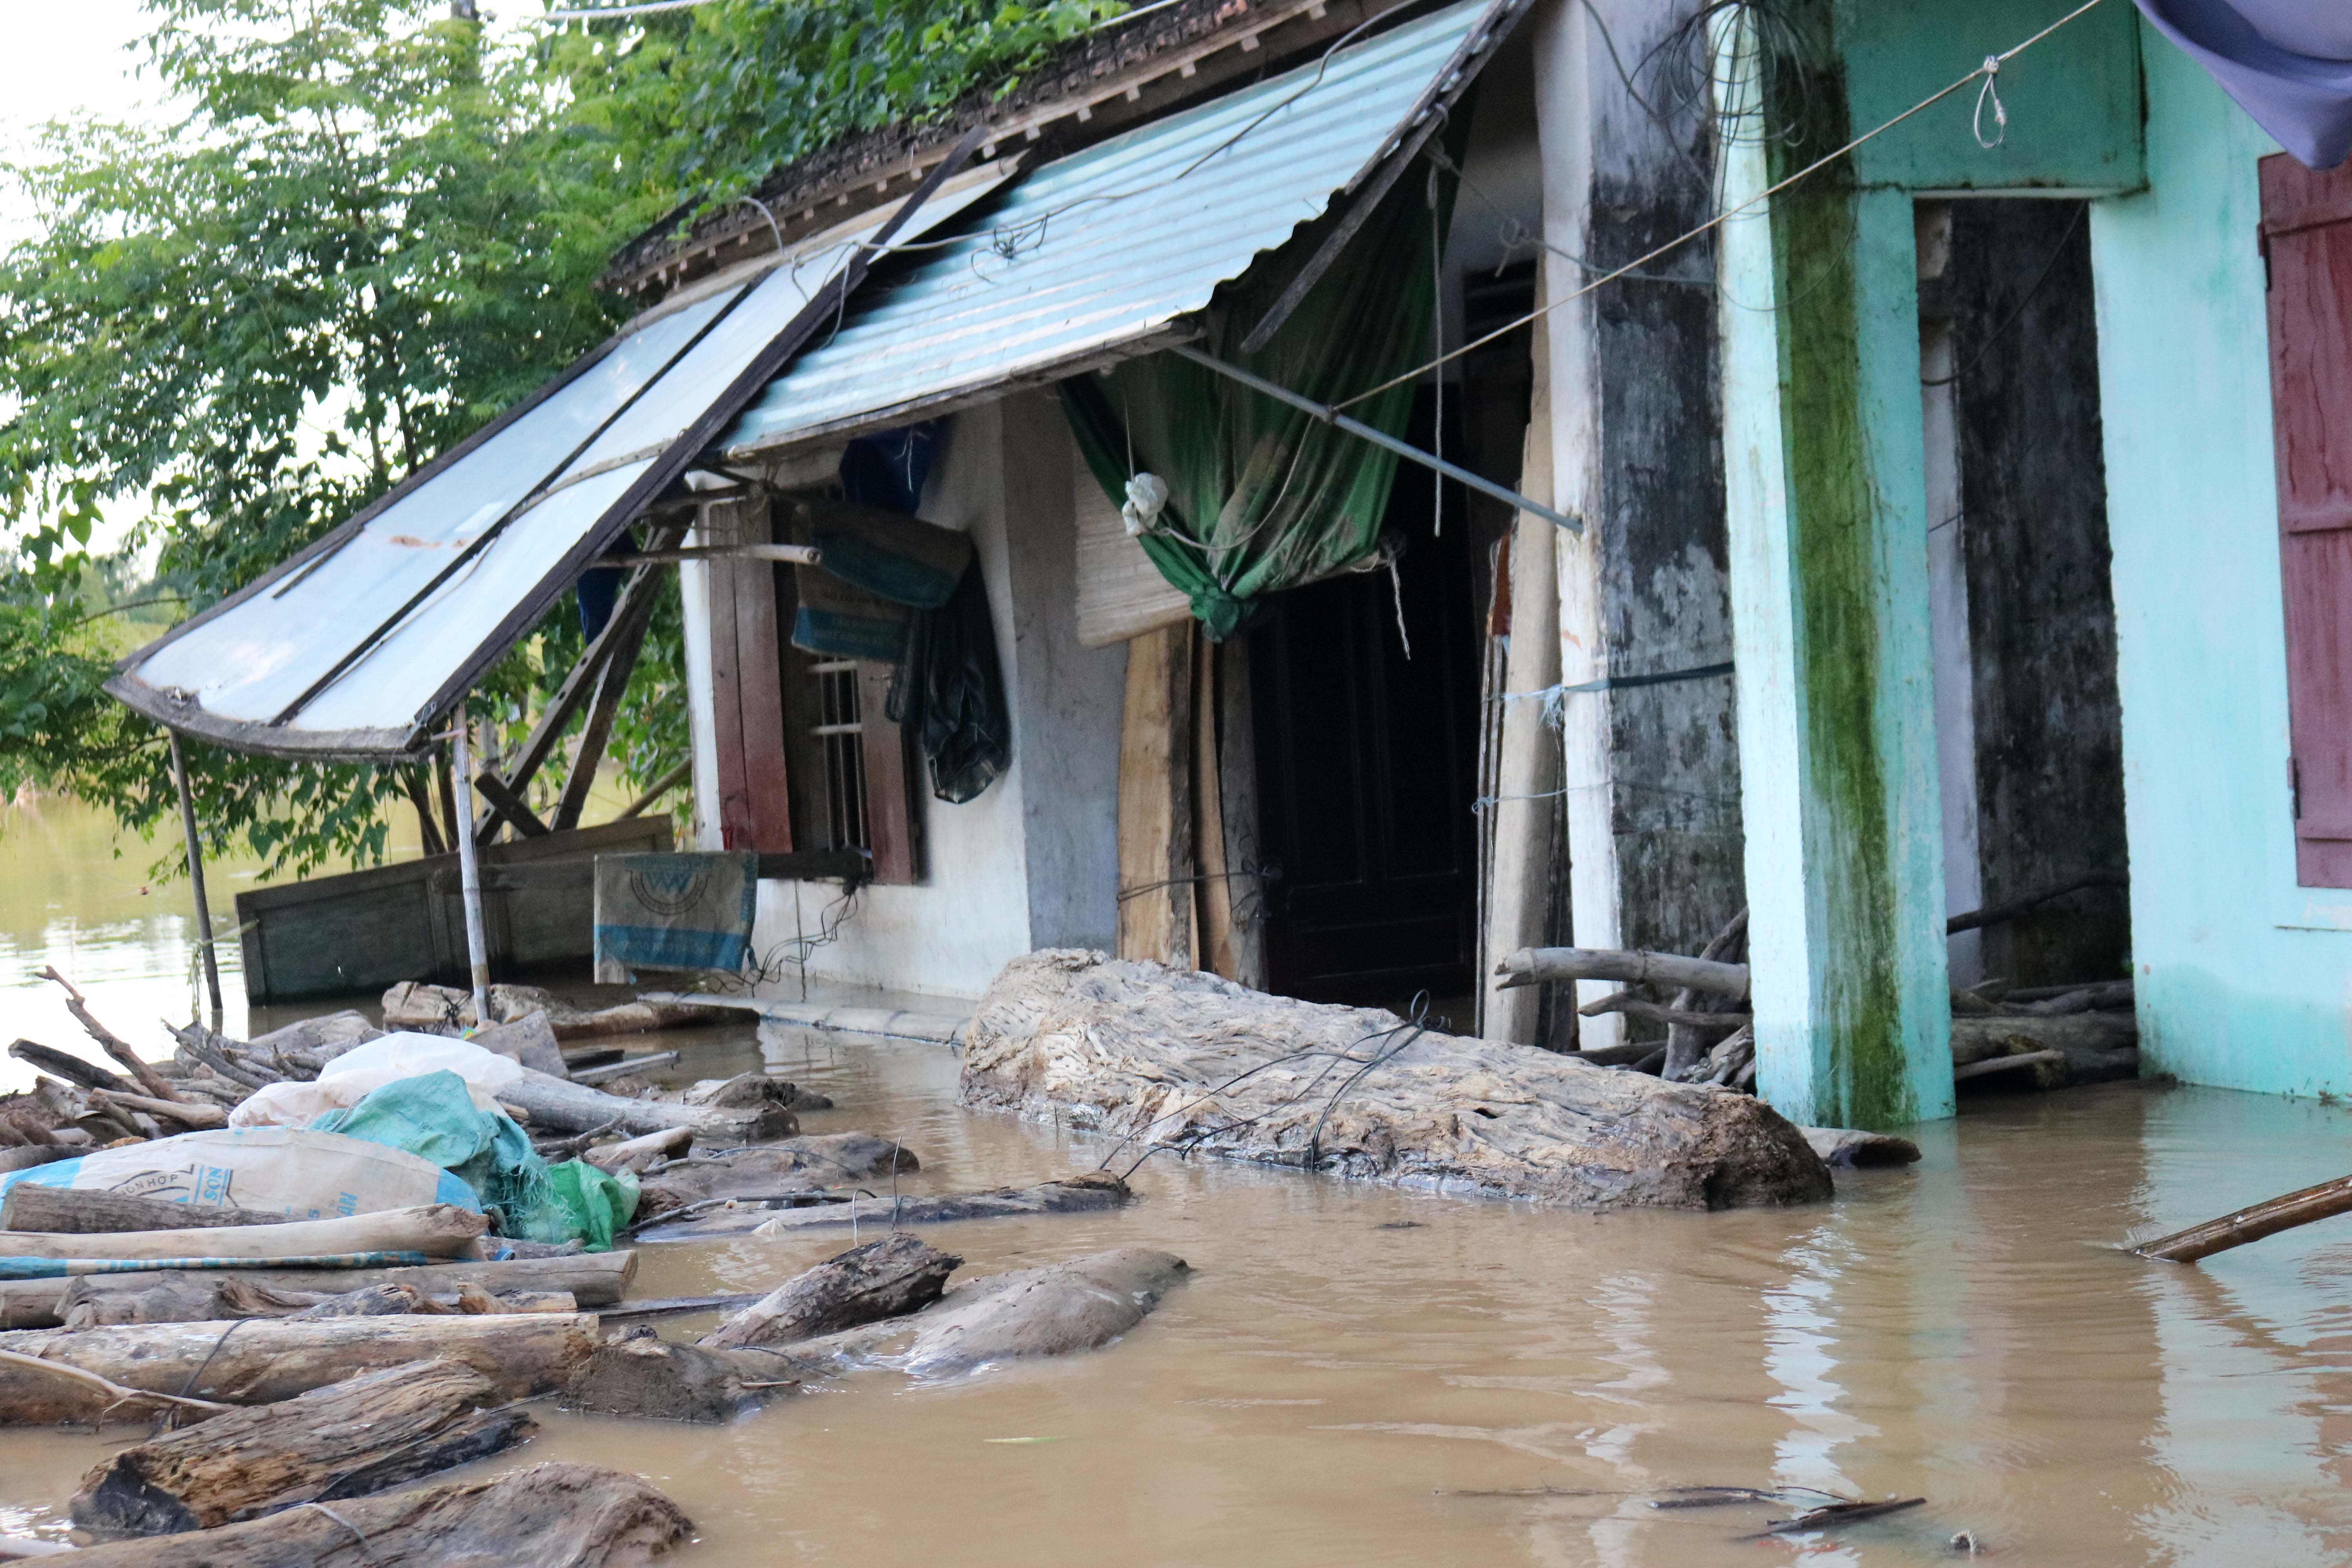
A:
37,967,189,1104
69,1358,534,1541
7,1040,129,1095
0,1203,483,1261
965,952,1831,1209
786,1247,1192,1380
1952,1049,2067,1083
1578,992,1753,1029
2133,1173,2352,1263
701,1235,961,1350
563,1331,806,1423
0,1186,289,1236
574,1052,681,1086
1664,907,1749,1079
583,1126,692,1175
1949,1011,2137,1066
0,1148,75,1179
638,1175,1129,1243
7,1252,633,1330
0,1312,603,1424
497,1068,792,1142
92,1091,225,1130
2012,979,2135,1016
1800,1128,1924,1168
60,1461,692,1567
1495,946,1751,998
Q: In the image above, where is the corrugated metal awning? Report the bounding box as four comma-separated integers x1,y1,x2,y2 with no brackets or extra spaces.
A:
103,167,1013,760
720,0,1505,458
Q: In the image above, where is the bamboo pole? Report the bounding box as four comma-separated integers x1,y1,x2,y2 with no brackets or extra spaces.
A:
167,730,224,1026
448,711,492,1026
2133,1173,2352,1263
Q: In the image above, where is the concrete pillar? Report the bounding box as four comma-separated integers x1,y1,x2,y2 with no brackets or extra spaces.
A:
1713,23,1953,1127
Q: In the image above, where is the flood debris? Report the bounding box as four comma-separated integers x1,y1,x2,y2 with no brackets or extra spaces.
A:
0,1201,485,1265
636,1172,1129,1242
2,1252,635,1331
1734,1495,1927,1540
2132,1171,2352,1263
629,1133,917,1224
59,1461,692,1567
0,1311,601,1425
567,1242,1187,1422
1801,1129,1924,1169
0,1186,290,1235
964,951,1831,1209
383,980,736,1039
69,1357,535,1541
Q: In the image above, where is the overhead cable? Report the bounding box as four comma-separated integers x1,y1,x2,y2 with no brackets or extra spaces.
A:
1332,0,2116,412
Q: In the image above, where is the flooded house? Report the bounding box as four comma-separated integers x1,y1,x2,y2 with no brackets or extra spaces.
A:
99,0,2352,1138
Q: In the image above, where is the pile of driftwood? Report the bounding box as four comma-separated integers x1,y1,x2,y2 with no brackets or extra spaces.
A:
1496,895,2138,1092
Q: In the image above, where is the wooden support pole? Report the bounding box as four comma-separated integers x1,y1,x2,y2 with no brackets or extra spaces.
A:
476,521,686,844
448,714,492,1025
618,759,692,820
166,731,223,1026
470,770,552,838
552,590,657,831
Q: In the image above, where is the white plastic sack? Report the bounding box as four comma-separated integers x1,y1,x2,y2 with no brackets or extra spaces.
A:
0,1127,476,1219
231,1032,523,1129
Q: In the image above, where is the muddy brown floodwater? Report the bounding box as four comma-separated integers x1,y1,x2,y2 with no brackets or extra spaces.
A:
7,1006,2352,1565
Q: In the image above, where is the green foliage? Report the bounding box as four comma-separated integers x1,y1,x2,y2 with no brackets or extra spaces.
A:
0,0,649,875
555,0,1124,219
0,0,1127,875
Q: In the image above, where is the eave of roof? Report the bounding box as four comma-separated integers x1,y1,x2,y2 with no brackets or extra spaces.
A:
601,0,1418,299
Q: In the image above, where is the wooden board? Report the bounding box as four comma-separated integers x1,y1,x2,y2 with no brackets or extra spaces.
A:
1074,443,1191,648
1117,622,1194,967
232,818,671,1003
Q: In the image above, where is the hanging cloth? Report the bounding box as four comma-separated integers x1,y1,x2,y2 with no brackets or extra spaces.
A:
1060,137,1463,640
2133,0,2352,169
887,561,1011,804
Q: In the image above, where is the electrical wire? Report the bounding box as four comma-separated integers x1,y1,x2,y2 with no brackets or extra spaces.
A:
1332,0,2116,412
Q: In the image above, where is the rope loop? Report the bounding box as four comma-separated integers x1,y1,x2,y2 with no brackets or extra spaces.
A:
1973,55,2008,148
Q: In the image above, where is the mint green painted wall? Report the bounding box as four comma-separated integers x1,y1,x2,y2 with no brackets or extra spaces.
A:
2090,27,2352,1098
1837,0,2143,192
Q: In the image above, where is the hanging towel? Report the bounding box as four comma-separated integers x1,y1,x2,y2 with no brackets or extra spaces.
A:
593,851,758,982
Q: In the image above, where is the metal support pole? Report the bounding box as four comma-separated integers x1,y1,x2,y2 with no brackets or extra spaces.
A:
167,729,224,1027
1170,346,1585,534
448,709,493,1028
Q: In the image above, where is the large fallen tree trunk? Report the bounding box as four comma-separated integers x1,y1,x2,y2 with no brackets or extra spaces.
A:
0,1203,482,1262
635,1173,1129,1242
0,1312,599,1424
0,1251,633,1330
61,1461,692,1567
963,952,1831,1209
70,1357,535,1541
0,1186,290,1235
496,1068,793,1142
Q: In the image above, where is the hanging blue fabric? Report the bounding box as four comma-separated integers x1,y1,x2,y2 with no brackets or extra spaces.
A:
838,422,941,515
575,527,638,642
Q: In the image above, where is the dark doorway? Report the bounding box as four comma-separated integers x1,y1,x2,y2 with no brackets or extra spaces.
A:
1918,198,2130,989
1247,391,1482,1009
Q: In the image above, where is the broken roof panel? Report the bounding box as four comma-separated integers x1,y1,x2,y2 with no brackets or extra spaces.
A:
721,0,1502,459
107,169,1014,760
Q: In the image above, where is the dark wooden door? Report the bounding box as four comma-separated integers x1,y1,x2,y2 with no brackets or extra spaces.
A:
2261,153,2352,888
1249,414,1480,1007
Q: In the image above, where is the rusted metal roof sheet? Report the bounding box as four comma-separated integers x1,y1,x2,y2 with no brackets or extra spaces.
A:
720,0,1497,459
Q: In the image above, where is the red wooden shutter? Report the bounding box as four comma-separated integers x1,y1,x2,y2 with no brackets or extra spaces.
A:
2261,153,2352,888
704,496,796,853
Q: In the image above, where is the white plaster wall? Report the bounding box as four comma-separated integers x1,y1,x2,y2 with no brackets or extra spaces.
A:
2092,27,2352,1097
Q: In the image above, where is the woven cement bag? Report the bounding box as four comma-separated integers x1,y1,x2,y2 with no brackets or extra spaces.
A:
0,1127,475,1219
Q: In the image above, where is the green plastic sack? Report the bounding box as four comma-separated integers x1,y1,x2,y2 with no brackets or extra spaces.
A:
311,1070,579,1246
546,1159,639,1253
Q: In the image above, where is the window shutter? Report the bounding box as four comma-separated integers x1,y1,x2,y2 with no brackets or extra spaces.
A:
2261,152,2352,888
704,495,797,853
